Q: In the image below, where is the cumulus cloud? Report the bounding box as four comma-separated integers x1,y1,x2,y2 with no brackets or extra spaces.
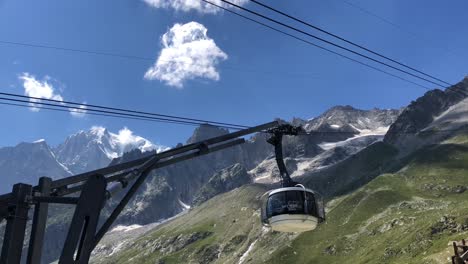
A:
114,127,169,153
87,126,168,159
144,22,228,88
142,0,248,14
19,73,63,111
18,73,85,117
116,127,142,147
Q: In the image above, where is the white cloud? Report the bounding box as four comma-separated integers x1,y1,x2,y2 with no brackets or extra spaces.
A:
115,127,170,153
89,126,168,157
144,22,228,88
70,103,88,118
19,73,86,117
116,127,142,148
19,73,63,111
142,0,248,14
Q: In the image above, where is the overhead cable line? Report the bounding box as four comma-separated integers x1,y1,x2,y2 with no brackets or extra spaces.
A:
0,101,202,126
0,9,451,88
0,92,249,129
203,0,449,88
337,0,459,58
0,40,324,80
248,0,452,87
0,14,449,88
0,40,152,61
213,2,465,102
0,7,455,89
3,39,464,97
2,97,468,136
0,96,247,130
200,0,432,90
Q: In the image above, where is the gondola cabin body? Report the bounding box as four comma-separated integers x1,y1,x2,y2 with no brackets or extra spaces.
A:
260,124,326,232
261,186,325,233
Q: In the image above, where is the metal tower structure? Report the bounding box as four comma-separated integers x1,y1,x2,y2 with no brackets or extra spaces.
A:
0,121,279,264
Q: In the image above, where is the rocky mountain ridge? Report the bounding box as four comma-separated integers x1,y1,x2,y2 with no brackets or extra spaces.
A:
54,126,165,174
385,76,468,152
304,105,402,132
0,140,71,194
1,104,403,263
112,106,403,222
0,127,163,193
91,77,468,264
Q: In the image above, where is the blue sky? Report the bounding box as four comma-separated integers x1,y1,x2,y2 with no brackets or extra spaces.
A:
0,0,467,147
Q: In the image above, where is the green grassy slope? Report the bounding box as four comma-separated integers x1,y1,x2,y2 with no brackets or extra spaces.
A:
269,137,468,264
96,184,288,264
104,135,468,264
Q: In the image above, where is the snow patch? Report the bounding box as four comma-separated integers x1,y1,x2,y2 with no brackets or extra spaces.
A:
291,159,319,177
178,198,191,210
33,139,45,143
238,239,258,264
57,161,73,175
99,145,119,160
424,97,468,131
110,224,143,233
109,242,125,256
348,125,389,136
250,159,279,184
319,126,388,151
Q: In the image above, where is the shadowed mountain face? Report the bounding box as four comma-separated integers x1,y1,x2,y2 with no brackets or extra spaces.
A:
0,140,71,193
384,77,468,152
186,124,230,144
192,163,252,205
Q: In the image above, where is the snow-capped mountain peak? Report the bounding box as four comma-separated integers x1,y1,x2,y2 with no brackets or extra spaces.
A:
304,105,401,132
54,126,167,174
109,127,160,155
0,126,167,193
89,126,108,141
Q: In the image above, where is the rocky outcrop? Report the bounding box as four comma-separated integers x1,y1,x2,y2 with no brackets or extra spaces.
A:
193,163,252,205
0,141,71,193
305,105,401,132
186,124,229,144
384,77,468,151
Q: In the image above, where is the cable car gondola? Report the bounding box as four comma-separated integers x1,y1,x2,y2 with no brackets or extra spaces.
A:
260,125,325,232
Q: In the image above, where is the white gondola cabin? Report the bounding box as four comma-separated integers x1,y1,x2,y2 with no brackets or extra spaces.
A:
261,185,325,232
261,124,326,232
